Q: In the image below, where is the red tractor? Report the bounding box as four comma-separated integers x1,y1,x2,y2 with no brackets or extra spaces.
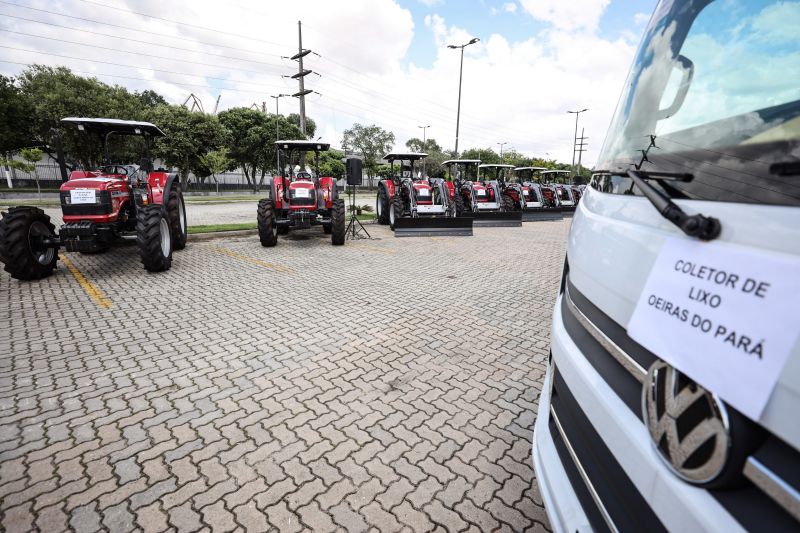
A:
0,117,187,281
376,153,472,237
257,140,345,246
510,166,564,221
541,170,577,214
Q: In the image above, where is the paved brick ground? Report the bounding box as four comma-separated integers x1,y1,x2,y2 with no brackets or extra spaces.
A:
0,220,569,532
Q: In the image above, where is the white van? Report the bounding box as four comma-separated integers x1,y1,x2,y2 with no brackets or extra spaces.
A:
533,0,800,531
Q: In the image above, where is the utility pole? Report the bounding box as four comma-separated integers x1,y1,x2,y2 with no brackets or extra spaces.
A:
575,127,588,177
418,124,430,177
567,108,588,170
448,37,480,156
289,21,313,138
497,142,507,161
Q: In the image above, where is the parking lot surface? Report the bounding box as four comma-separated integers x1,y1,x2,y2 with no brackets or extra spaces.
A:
0,220,569,532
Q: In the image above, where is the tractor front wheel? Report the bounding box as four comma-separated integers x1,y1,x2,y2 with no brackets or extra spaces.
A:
167,186,188,250
389,193,404,230
136,204,172,272
331,199,345,245
257,199,278,247
0,207,58,281
376,186,390,225
501,193,517,212
453,191,465,217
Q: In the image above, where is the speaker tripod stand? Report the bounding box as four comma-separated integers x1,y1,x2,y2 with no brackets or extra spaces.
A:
345,184,371,240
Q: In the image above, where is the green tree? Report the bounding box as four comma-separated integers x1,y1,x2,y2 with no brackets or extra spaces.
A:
148,104,229,188
0,76,33,154
405,137,442,154
460,147,501,164
20,148,44,199
18,65,167,169
287,113,316,139
218,107,304,192
199,148,233,193
406,137,449,179
318,150,345,180
342,123,395,187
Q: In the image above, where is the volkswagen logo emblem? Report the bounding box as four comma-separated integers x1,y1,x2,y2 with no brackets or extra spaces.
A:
642,361,731,484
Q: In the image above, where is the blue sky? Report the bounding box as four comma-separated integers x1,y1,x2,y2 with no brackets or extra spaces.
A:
403,0,657,69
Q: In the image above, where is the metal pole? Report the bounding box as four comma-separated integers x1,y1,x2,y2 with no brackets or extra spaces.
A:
572,112,579,168
418,125,430,178
455,46,464,156
497,142,507,161
275,97,280,176
298,21,307,137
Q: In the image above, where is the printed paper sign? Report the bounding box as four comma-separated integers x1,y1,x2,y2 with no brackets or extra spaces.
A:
417,188,430,196
294,188,310,198
627,237,800,420
476,190,486,196
70,189,96,204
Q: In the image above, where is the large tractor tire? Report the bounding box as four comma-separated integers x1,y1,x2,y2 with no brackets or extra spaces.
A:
331,199,345,245
257,199,278,247
501,193,517,212
167,185,188,251
376,186,390,225
0,207,58,281
389,193,404,231
454,191,465,217
136,204,172,272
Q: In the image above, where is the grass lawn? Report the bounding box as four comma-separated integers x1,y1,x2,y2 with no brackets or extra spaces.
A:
187,214,376,235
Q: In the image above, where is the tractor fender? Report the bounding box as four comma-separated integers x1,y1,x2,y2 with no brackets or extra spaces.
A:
381,180,395,199
153,172,178,205
319,176,336,208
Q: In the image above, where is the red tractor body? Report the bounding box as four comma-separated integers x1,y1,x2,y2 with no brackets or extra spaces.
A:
0,118,187,280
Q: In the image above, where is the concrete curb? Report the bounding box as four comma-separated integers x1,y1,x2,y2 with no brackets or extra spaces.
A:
188,229,260,241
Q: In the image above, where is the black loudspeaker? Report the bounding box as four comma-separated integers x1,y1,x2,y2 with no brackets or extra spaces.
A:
346,158,363,185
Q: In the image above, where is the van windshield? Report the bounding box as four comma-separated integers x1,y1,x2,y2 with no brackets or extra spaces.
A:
594,0,800,206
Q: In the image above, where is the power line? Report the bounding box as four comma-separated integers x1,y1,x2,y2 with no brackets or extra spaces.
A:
0,46,287,90
0,13,286,68
74,0,292,51
0,30,281,77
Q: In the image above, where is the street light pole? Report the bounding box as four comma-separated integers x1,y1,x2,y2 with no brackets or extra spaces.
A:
567,108,588,171
272,94,290,176
418,124,430,177
448,37,480,157
497,142,507,162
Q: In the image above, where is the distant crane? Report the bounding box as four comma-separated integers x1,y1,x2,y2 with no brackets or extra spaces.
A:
182,93,205,113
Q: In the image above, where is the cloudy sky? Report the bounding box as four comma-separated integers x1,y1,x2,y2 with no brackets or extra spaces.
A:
0,0,658,166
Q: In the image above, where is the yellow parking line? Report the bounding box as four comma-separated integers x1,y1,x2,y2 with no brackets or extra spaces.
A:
212,247,294,273
59,254,113,309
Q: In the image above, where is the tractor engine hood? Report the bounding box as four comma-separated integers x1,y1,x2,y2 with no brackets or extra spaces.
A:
60,175,128,193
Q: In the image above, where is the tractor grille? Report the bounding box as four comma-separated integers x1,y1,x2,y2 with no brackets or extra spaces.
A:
60,190,112,216
290,188,316,207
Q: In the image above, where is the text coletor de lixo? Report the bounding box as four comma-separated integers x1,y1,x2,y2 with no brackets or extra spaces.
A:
644,259,770,358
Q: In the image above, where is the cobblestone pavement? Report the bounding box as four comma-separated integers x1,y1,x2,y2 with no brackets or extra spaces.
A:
0,220,570,532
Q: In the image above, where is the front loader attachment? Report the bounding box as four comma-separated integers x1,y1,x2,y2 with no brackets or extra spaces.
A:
521,208,563,222
560,206,576,217
470,211,522,227
393,216,473,237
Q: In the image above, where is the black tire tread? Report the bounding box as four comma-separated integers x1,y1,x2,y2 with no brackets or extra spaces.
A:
389,193,404,231
167,186,187,251
377,186,390,225
331,199,345,245
257,199,278,247
0,206,58,280
136,204,172,272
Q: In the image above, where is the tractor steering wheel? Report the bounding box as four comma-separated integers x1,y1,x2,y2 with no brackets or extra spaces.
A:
103,165,128,176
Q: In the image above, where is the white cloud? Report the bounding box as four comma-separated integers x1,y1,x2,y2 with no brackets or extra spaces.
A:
0,0,642,167
519,0,611,32
634,12,651,26
417,0,444,6
503,2,518,14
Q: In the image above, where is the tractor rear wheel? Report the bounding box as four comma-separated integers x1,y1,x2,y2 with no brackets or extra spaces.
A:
376,186,390,225
0,207,58,281
257,199,278,247
167,186,188,250
501,193,517,212
331,199,345,245
137,204,172,272
389,193,404,231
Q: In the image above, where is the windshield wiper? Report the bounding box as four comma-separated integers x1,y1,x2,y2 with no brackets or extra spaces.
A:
627,169,721,241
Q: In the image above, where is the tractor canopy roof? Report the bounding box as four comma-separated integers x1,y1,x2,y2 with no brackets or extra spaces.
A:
275,140,330,152
540,170,571,175
478,164,515,169
61,117,165,137
514,166,548,172
442,159,481,165
384,153,427,162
